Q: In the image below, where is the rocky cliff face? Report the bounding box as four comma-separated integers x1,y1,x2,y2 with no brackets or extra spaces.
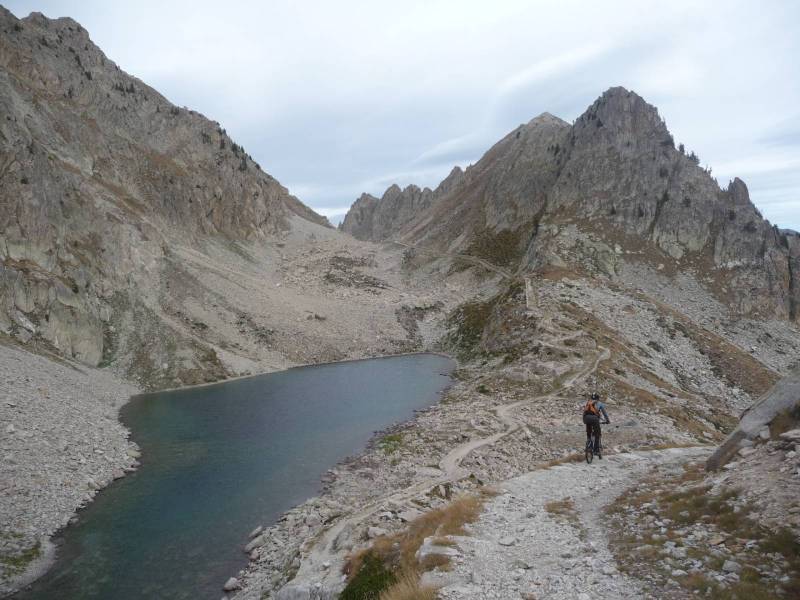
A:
344,87,800,323
0,9,329,378
535,88,799,323
339,166,464,242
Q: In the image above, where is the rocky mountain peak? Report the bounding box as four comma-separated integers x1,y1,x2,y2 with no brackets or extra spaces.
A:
340,179,440,242
382,184,403,199
727,177,751,205
342,86,799,324
572,86,672,152
355,192,378,203
434,166,466,196
526,112,568,128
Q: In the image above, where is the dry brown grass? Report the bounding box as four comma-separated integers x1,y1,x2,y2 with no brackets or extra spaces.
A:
606,462,800,598
378,571,438,600
770,408,800,439
544,497,587,540
539,452,585,469
396,494,488,569
344,492,492,579
342,493,494,599
429,536,457,547
544,497,576,516
418,553,453,572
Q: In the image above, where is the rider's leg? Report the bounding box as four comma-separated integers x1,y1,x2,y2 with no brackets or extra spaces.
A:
593,422,601,453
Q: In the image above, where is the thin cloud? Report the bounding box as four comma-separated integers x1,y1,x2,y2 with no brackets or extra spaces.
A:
492,44,610,105
5,0,800,229
413,44,610,167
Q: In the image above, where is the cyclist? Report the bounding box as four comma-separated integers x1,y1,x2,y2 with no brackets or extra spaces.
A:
583,392,610,456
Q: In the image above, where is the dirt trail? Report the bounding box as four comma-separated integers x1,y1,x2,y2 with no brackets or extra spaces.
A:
437,446,711,600
276,336,610,595
439,346,609,478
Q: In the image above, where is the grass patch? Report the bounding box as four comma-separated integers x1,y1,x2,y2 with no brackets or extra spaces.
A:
378,434,404,455
544,498,576,516
0,540,41,574
445,298,497,357
342,493,492,599
681,573,789,600
544,497,587,539
418,553,452,572
761,527,800,559
378,571,437,600
465,227,523,267
340,552,396,600
539,452,585,469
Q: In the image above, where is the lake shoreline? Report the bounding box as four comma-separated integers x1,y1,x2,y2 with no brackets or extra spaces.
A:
150,349,454,394
0,342,140,599
9,352,456,599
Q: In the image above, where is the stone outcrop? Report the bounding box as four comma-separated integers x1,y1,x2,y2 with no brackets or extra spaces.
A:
707,365,800,470
339,166,464,242
538,88,800,322
343,88,800,323
0,9,328,376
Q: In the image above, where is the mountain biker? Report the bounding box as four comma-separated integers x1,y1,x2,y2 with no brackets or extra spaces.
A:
583,392,610,456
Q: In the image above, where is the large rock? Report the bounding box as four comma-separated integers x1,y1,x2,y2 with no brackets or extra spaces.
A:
416,536,461,561
707,365,800,470
223,577,240,592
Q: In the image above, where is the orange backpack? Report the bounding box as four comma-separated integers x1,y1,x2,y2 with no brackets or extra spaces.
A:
584,399,599,416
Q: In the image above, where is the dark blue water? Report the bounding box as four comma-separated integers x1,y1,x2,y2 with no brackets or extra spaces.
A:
16,354,454,600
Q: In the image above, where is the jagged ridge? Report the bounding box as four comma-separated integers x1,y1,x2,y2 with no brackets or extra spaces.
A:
342,87,800,323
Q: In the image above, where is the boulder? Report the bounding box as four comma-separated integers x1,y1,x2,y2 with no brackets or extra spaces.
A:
722,560,741,574
367,526,388,539
398,508,423,523
707,367,800,470
497,536,517,547
223,577,240,592
416,536,461,561
249,525,264,539
244,534,266,553
780,429,800,442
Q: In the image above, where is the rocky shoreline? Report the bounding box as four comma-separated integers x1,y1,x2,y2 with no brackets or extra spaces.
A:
0,340,140,597
3,269,798,599
223,271,799,599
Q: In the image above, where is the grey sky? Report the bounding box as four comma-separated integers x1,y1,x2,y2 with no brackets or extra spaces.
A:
7,0,800,229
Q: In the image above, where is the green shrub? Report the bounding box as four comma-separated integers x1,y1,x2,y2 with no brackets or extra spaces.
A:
340,552,396,600
465,228,523,267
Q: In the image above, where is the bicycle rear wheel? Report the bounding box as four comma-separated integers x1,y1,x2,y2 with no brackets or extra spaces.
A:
585,439,594,464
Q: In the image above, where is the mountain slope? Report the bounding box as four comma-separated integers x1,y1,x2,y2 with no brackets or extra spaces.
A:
343,88,800,324
0,9,339,386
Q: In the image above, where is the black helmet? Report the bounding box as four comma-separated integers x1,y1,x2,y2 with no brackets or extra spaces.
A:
590,392,600,401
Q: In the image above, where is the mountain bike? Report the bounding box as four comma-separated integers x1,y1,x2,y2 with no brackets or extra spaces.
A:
585,420,610,464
